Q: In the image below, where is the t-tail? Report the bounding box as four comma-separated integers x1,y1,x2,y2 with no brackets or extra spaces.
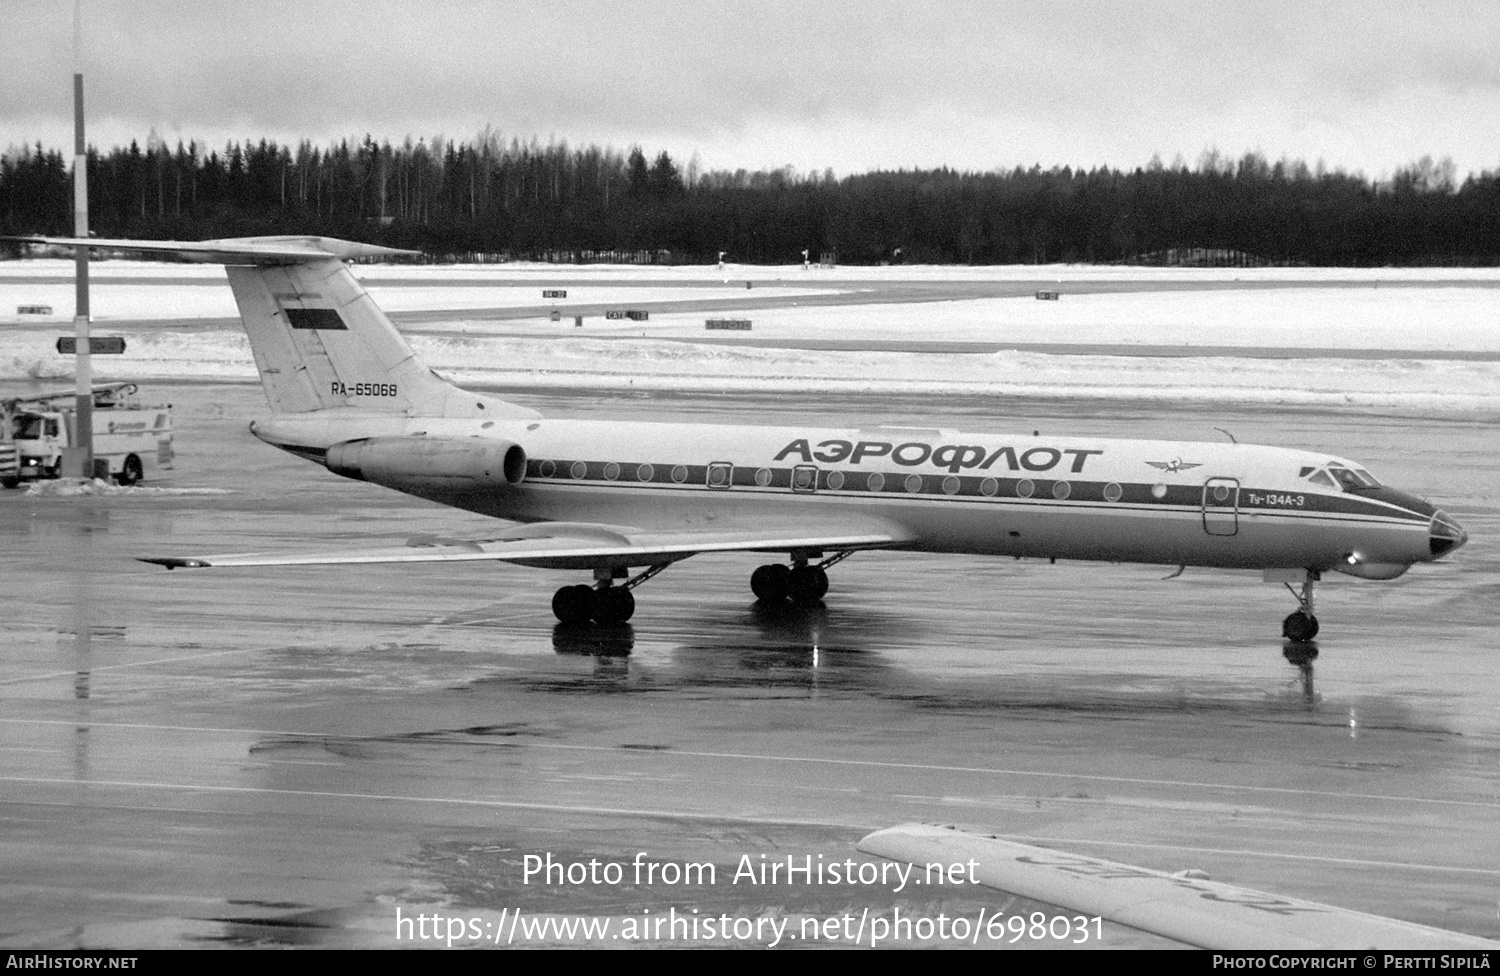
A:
7,235,536,422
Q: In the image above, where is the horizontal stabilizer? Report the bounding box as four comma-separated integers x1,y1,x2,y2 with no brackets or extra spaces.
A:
5,235,418,265
140,520,913,572
857,823,1500,950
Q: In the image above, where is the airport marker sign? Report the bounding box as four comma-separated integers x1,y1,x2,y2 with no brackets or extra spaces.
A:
57,336,126,355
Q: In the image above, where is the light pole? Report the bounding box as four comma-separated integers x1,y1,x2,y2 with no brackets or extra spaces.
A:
63,0,94,479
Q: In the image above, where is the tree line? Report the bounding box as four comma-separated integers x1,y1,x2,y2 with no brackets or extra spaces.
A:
2,132,1497,265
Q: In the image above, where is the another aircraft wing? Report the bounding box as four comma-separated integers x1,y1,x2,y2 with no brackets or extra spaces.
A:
140,519,914,572
6,235,417,265
857,823,1500,950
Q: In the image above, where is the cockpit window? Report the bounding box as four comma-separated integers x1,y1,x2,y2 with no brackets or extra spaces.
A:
1331,467,1362,491
1327,465,1380,492
1305,469,1336,489
1355,468,1383,488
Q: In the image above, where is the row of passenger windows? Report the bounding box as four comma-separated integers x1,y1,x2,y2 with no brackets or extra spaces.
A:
534,459,1133,502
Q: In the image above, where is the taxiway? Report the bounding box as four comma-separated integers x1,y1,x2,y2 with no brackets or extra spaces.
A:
1,382,1494,948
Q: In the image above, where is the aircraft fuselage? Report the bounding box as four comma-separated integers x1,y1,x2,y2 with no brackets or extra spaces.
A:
253,412,1456,578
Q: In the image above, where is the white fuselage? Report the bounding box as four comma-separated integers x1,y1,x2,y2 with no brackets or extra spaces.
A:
253,412,1446,576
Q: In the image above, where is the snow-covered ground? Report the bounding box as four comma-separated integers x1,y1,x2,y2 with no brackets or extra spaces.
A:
22,478,234,497
7,257,1500,283
0,261,841,321
2,261,1496,414
6,328,1493,414
455,285,1498,353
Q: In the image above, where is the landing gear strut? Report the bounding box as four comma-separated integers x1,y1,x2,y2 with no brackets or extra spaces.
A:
551,564,667,625
1281,571,1320,642
751,551,850,604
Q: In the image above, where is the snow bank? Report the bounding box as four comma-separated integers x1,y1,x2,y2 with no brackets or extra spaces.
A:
22,478,235,497
5,329,1496,414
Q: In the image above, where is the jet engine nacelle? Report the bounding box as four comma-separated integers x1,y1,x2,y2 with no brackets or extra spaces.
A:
324,436,527,489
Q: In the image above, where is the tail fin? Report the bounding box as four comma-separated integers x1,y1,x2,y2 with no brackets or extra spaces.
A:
8,235,535,420
224,251,473,416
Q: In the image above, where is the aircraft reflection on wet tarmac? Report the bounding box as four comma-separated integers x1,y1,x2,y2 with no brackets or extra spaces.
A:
552,623,635,657
561,599,888,653
1283,641,1320,701
546,600,892,688
539,596,1351,724
552,598,882,659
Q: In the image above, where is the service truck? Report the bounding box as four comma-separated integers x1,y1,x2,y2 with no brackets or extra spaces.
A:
1,383,174,487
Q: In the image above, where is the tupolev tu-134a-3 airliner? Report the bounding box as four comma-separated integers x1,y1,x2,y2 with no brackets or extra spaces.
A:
22,236,1468,646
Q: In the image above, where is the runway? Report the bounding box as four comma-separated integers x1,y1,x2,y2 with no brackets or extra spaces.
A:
1,382,1495,948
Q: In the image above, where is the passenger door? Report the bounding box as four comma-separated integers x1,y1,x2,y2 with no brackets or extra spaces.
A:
1202,477,1239,536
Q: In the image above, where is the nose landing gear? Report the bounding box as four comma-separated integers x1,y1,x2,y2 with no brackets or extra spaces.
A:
1281,570,1321,642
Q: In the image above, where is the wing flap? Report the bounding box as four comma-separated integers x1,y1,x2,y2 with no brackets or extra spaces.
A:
140,520,913,572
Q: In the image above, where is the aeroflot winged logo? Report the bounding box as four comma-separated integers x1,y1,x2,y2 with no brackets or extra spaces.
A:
1145,458,1202,473
773,438,1103,473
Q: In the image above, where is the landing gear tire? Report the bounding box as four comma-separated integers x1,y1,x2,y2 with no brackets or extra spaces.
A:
1282,610,1320,642
590,586,635,625
1279,571,1322,644
751,563,791,602
115,454,143,486
787,565,828,603
552,584,595,625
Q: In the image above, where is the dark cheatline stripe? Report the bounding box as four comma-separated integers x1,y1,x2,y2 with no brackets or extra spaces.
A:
517,459,1428,522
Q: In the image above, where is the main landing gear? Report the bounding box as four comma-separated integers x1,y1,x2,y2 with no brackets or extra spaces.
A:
551,564,669,625
1281,570,1321,643
750,551,851,605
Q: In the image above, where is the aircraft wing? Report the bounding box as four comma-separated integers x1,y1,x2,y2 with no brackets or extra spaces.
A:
857,823,1500,950
6,234,418,264
140,519,914,572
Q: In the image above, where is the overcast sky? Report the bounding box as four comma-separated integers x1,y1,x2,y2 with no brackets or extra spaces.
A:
4,0,1498,180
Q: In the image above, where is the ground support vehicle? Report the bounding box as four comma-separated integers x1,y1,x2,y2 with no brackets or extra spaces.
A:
1,382,173,487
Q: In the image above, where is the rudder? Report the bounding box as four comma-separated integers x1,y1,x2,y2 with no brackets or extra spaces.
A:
226,258,452,416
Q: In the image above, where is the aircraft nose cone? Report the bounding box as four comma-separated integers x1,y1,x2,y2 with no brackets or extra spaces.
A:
1429,510,1467,558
